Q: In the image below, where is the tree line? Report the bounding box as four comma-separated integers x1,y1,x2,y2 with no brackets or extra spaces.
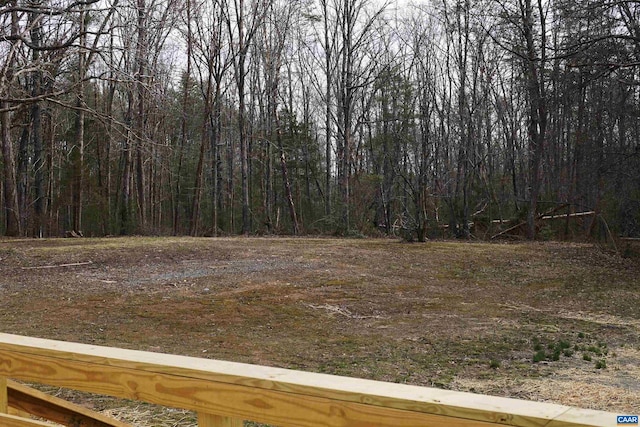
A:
1,0,639,239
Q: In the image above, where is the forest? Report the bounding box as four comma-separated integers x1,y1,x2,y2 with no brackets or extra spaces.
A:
0,0,639,239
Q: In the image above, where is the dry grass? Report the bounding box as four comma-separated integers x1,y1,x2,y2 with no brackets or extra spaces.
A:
1,237,638,425
102,406,196,427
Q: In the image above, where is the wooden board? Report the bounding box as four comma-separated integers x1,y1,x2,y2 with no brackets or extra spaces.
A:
0,376,7,413
7,380,131,427
198,413,243,427
0,351,504,427
0,333,619,427
0,413,53,427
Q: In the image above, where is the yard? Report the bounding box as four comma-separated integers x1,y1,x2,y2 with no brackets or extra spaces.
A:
0,237,638,425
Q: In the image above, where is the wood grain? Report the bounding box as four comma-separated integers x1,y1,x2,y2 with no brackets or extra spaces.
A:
0,376,7,413
198,413,243,427
0,350,502,427
0,413,53,427
0,333,620,427
8,406,33,419
7,380,131,427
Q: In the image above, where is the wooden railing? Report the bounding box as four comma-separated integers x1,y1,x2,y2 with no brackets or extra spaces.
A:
0,333,620,426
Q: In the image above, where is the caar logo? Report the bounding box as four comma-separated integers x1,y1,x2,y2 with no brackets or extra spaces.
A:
618,415,639,425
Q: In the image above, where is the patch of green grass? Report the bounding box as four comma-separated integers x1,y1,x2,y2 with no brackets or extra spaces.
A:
574,337,611,367
533,350,547,363
531,336,578,363
531,333,612,367
587,346,602,356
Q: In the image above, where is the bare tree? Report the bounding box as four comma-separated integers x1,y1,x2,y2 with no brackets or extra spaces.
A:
225,0,269,234
1,1,22,236
488,0,550,239
333,0,387,232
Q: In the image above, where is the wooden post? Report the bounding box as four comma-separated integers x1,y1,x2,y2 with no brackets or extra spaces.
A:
0,376,8,413
198,413,243,427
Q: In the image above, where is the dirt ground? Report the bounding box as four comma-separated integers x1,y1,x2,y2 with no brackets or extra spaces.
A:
0,237,638,425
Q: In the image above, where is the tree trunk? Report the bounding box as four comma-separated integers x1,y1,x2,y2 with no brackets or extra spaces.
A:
119,94,134,235
104,80,116,235
210,86,222,235
522,0,547,240
191,122,208,236
135,0,147,230
69,8,88,235
279,144,299,235
30,7,45,237
322,0,332,217
73,103,85,235
1,105,21,237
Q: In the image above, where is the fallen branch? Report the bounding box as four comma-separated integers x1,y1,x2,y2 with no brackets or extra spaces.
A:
304,303,385,319
21,261,93,270
490,221,527,240
490,205,576,239
540,211,595,220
